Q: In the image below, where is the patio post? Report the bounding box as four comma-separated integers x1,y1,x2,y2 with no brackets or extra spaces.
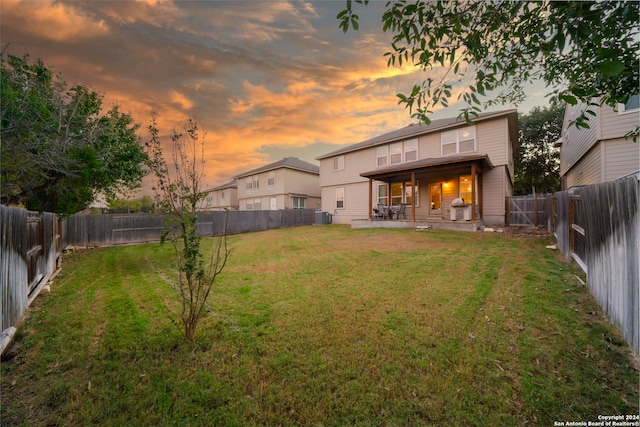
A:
411,171,416,221
471,164,477,222
368,178,373,220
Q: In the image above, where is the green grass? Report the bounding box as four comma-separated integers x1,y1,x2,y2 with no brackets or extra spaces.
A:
1,225,638,426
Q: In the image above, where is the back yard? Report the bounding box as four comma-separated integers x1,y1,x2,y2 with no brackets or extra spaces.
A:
1,225,638,426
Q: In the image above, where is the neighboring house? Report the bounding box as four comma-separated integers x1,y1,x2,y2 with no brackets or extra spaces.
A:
236,157,321,211
198,178,239,211
316,109,518,226
558,95,640,189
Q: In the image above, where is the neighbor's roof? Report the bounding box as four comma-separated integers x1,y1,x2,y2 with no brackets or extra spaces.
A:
236,157,319,178
204,178,237,193
316,109,518,160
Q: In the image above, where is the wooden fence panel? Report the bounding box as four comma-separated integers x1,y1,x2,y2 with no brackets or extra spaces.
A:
1,206,61,346
549,175,639,354
62,209,317,248
506,195,550,227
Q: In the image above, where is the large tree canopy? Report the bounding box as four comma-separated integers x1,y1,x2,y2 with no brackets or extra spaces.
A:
1,53,148,216
339,1,639,138
514,104,564,195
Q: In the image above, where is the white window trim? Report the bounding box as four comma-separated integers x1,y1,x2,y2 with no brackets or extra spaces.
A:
618,94,640,115
441,126,476,156
336,187,345,209
333,155,345,171
377,139,419,167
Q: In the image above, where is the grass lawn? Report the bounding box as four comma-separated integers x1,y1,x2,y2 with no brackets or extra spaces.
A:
1,225,638,426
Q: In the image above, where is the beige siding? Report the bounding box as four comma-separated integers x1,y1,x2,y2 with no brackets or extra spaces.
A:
418,133,440,158
566,143,602,188
239,168,319,210
476,117,509,166
603,138,640,181
481,167,507,226
319,150,373,188
281,168,321,198
560,103,600,176
321,182,370,224
600,104,639,141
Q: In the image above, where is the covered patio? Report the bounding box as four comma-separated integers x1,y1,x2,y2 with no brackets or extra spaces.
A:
357,154,494,230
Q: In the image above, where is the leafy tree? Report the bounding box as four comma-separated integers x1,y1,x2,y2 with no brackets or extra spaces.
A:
339,1,639,139
145,113,229,342
0,53,148,216
514,104,564,195
107,195,156,213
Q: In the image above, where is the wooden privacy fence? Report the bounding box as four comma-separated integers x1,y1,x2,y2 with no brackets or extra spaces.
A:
1,206,62,351
505,194,551,227
550,174,639,354
63,208,317,247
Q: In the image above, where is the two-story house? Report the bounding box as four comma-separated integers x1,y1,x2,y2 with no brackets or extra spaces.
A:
199,179,239,211
316,109,518,226
558,95,639,189
236,157,321,211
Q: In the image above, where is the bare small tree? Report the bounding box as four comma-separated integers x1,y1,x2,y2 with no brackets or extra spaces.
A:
145,112,229,341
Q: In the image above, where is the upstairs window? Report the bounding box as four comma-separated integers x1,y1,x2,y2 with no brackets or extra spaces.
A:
377,146,388,167
441,126,476,156
333,156,345,171
377,139,418,167
390,142,402,165
268,171,275,186
404,139,417,162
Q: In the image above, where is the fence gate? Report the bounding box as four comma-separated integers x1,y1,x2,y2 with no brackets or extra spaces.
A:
506,195,549,227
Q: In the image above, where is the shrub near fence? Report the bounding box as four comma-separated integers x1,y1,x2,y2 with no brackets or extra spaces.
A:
1,205,62,351
550,174,639,354
62,209,317,247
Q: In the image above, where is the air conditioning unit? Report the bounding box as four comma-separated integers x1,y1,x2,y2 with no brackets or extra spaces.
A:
315,211,332,225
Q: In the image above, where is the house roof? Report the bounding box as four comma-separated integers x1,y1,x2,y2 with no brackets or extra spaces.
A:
360,153,495,181
236,157,319,178
204,178,237,193
316,109,518,160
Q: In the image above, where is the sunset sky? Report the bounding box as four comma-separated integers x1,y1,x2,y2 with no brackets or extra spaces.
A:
1,0,550,193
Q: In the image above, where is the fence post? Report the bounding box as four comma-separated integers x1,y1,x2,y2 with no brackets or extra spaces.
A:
568,195,581,254
505,197,510,226
534,196,539,227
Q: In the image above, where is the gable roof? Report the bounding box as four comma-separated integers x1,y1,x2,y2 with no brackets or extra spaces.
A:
236,157,319,178
316,109,518,160
204,178,237,193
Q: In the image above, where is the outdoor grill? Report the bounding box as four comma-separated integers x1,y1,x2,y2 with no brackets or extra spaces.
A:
450,198,471,221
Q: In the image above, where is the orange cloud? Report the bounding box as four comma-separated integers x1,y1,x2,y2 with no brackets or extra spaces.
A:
2,0,109,41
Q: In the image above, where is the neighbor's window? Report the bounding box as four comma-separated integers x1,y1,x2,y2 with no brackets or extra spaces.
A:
268,171,275,186
620,94,640,113
221,190,225,200
441,126,476,156
246,201,253,210
292,197,305,209
377,146,388,167
336,188,345,209
333,155,345,171
252,175,260,189
253,198,261,210
246,178,253,190
377,184,388,206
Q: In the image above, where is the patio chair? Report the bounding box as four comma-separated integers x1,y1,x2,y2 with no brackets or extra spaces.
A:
373,206,384,219
397,203,407,219
377,203,389,219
